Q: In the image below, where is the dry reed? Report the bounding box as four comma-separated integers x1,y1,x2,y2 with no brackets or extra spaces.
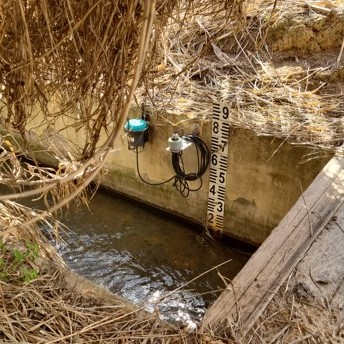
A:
0,0,243,214
0,200,222,344
0,274,188,343
0,2,344,341
244,283,344,343
138,0,344,152
0,194,342,343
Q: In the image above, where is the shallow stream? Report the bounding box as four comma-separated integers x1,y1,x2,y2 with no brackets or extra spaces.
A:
51,191,249,327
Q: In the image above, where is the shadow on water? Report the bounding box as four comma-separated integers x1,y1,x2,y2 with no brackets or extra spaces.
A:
10,184,250,328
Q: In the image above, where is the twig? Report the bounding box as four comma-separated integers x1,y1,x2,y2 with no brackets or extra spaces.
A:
337,36,344,66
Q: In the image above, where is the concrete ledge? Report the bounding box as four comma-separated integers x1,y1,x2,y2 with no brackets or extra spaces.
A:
100,116,330,245
0,110,331,245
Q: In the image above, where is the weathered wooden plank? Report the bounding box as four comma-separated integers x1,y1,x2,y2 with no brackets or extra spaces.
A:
202,153,344,336
237,184,344,331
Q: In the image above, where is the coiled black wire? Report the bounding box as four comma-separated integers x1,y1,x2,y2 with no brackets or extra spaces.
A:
171,135,210,196
135,134,210,197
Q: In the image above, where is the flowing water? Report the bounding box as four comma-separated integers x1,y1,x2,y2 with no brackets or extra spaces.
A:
47,191,249,328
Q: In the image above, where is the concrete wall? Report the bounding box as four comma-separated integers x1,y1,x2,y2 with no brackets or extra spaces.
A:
0,110,331,245
98,114,330,245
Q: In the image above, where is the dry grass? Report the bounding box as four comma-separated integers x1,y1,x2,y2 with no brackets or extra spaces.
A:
0,273,189,343
0,0,342,211
244,287,344,344
0,2,344,341
138,0,344,152
0,0,243,215
0,0,243,156
0,201,177,343
0,200,221,344
0,198,342,343
0,0,174,213
201,278,344,343
1,266,343,343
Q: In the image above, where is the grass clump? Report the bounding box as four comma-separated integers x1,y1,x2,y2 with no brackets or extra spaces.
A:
0,240,39,284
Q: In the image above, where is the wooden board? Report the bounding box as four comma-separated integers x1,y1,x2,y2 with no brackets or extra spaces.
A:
202,153,344,336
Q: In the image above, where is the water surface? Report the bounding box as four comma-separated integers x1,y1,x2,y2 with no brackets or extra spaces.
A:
52,192,249,327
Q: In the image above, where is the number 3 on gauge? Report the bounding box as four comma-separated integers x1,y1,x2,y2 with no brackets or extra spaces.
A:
217,201,223,213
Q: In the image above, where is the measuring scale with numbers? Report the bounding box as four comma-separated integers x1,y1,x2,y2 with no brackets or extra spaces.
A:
206,102,230,235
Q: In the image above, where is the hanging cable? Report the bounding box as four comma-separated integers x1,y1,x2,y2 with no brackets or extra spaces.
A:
135,134,210,197
135,146,175,186
171,135,210,181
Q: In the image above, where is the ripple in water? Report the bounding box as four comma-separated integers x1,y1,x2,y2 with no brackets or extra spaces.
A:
53,192,249,327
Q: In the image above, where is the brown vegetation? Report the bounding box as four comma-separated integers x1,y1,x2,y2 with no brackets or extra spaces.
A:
0,0,242,212
1,1,344,343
